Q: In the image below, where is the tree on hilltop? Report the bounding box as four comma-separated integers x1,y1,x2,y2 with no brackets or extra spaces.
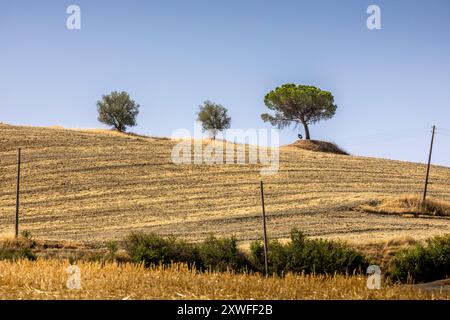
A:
261,84,337,140
97,91,140,132
197,100,231,140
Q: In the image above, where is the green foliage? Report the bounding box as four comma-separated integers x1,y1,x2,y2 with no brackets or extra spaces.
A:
124,233,250,271
97,91,140,132
0,247,37,261
124,230,367,276
250,239,288,275
105,240,118,259
389,234,450,283
198,235,249,272
124,233,201,268
20,230,33,240
261,84,337,139
250,229,368,276
197,100,231,139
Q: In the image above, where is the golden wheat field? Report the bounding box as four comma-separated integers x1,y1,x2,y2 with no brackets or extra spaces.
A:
0,259,448,300
0,123,449,243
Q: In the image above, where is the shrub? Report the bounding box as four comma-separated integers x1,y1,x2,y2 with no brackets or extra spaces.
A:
198,235,249,272
250,229,368,276
0,247,36,261
125,230,368,276
0,237,37,261
389,234,450,283
124,232,201,268
106,241,118,256
250,239,288,275
20,230,33,240
124,232,250,271
103,240,119,262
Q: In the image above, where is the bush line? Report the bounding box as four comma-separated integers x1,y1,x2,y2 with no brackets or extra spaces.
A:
4,230,450,283
124,229,369,276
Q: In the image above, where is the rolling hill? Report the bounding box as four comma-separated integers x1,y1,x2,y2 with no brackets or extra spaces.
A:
0,123,449,243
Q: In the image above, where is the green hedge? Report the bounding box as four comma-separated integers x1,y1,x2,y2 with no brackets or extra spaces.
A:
0,248,36,261
389,234,450,283
250,229,368,276
124,233,201,268
125,230,369,276
124,232,249,272
198,235,249,272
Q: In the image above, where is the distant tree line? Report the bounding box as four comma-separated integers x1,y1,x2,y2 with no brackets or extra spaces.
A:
97,84,337,140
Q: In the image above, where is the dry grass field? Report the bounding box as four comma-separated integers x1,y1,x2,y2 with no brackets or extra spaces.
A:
358,195,450,216
0,259,449,300
0,123,449,244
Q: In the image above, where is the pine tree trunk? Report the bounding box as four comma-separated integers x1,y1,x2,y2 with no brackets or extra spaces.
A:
302,122,311,140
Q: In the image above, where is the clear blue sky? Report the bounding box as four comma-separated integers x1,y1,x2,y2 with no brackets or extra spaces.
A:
2,0,450,167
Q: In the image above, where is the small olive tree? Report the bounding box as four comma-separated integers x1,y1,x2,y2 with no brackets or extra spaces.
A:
197,100,231,140
97,91,140,132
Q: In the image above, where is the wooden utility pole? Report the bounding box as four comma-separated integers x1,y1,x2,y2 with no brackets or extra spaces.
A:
260,180,269,277
422,125,435,207
15,148,21,238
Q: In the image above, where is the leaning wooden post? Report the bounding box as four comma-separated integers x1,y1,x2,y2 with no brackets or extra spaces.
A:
422,125,435,213
260,180,269,277
15,148,21,238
